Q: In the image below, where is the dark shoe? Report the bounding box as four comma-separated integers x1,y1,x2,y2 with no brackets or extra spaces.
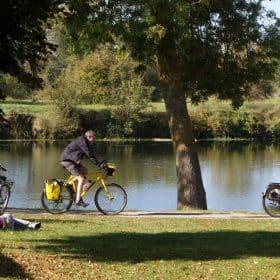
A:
28,222,41,230
33,222,41,230
75,199,89,207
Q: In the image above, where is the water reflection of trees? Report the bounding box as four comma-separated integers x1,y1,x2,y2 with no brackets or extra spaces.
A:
198,142,280,194
0,141,67,194
97,142,176,188
1,141,279,203
0,141,176,194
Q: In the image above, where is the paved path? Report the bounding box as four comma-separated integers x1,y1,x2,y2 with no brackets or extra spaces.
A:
6,208,275,219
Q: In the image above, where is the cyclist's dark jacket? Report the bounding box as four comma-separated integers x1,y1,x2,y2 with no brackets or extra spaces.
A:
60,135,99,165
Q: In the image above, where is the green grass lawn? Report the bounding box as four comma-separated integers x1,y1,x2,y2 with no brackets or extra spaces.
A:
1,99,110,117
2,96,280,116
0,213,280,279
1,100,52,117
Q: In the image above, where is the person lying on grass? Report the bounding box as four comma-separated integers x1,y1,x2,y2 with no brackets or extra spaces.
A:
0,213,41,230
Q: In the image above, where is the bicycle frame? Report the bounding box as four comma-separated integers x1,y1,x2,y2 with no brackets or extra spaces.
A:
63,169,112,199
0,166,13,189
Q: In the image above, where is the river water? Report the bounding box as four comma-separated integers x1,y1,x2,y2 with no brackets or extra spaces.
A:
0,140,279,212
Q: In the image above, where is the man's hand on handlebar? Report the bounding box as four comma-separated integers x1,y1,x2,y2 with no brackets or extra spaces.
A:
98,160,108,169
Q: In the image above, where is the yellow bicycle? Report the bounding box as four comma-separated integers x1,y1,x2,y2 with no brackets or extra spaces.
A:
41,163,127,215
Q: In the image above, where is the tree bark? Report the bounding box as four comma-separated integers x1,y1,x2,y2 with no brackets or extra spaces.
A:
161,77,207,210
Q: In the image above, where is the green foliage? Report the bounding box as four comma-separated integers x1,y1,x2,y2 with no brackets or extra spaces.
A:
0,0,65,88
1,98,280,140
7,111,34,139
0,87,8,137
143,68,162,101
51,47,155,105
248,81,275,100
273,64,280,89
0,73,32,99
36,47,155,138
64,0,280,107
38,83,80,138
107,78,153,137
45,107,81,139
62,48,116,104
190,98,280,140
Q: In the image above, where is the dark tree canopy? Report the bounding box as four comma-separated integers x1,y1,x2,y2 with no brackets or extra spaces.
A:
0,0,64,89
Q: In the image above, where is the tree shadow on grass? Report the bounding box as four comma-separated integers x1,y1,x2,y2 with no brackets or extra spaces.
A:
34,231,280,263
0,253,32,279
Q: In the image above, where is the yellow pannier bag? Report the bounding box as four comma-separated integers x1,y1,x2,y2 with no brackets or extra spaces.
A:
45,179,61,200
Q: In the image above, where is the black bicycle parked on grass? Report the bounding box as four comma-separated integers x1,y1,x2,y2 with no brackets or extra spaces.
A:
0,164,13,214
262,182,280,217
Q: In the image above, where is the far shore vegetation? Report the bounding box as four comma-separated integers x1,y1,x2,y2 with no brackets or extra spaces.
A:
1,93,280,141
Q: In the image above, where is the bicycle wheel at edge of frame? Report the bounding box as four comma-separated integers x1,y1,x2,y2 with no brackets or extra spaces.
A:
41,185,74,214
0,183,11,214
262,185,280,218
94,183,127,215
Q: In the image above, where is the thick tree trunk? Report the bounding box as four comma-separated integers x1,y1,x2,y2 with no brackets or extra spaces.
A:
162,79,207,210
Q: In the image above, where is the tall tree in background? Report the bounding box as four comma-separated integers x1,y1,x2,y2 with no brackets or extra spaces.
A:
63,0,280,209
0,0,64,89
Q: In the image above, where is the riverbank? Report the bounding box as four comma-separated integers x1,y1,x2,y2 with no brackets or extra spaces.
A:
1,97,280,140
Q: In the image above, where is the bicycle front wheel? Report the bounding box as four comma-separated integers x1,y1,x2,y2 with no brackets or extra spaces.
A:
41,186,73,214
263,185,280,217
95,183,127,215
0,183,10,214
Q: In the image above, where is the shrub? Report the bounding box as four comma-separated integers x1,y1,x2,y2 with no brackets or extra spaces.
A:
0,73,32,99
8,111,34,139
106,78,153,137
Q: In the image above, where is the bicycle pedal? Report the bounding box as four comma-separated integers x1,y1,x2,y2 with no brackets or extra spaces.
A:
75,200,89,207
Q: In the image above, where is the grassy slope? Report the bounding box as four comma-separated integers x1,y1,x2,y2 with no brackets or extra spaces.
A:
0,213,280,280
2,97,280,116
1,100,109,117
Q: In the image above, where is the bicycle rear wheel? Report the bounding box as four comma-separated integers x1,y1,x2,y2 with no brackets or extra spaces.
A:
95,183,127,215
41,185,73,214
263,185,280,217
0,183,10,214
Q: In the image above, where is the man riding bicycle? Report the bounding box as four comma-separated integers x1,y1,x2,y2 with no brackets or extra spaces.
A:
60,130,106,207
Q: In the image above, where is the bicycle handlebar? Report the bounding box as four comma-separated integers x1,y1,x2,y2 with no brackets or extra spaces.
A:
98,160,108,169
